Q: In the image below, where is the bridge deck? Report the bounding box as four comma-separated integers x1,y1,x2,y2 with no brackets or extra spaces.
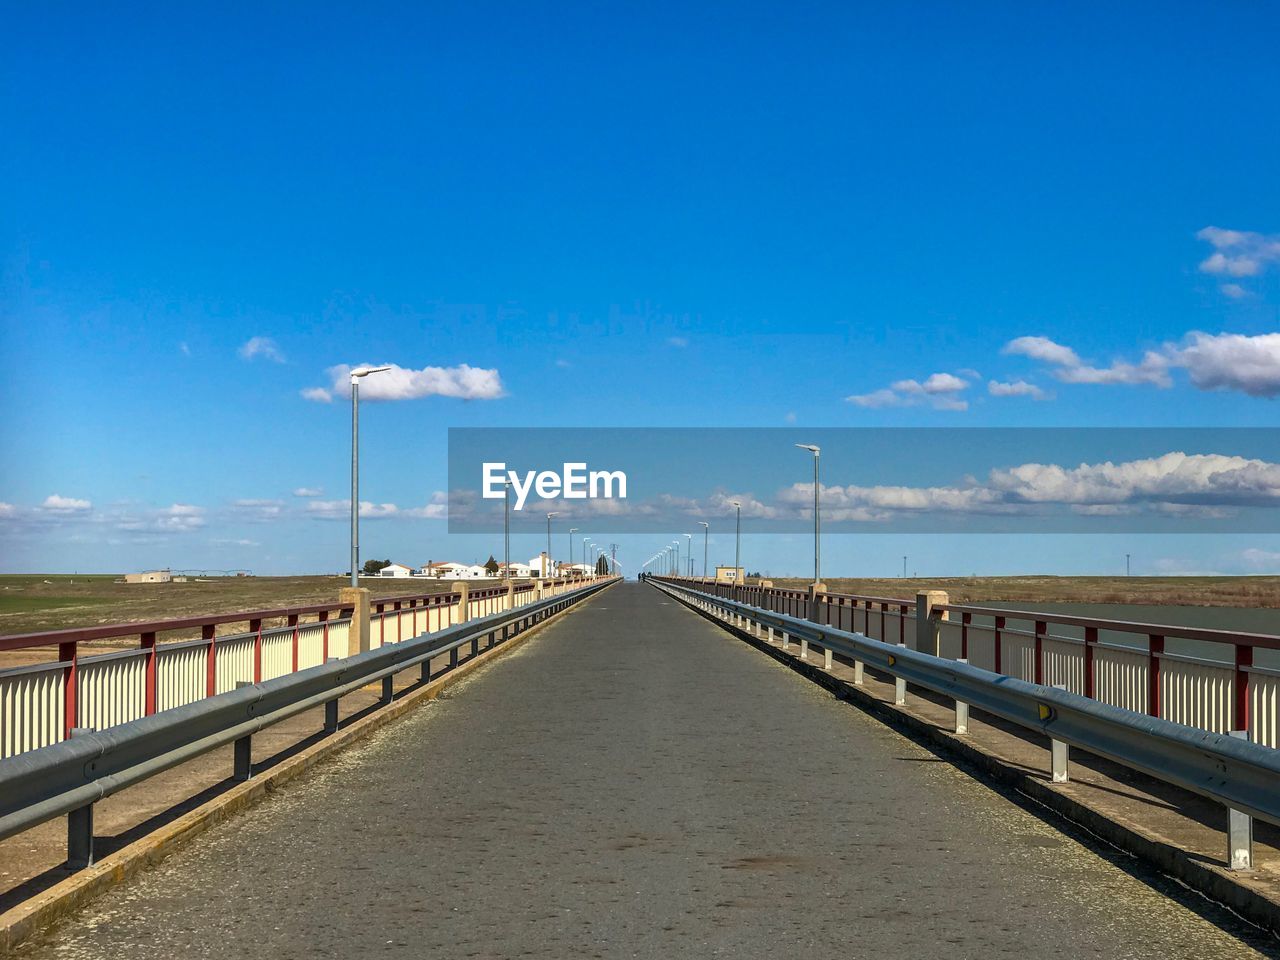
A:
20,583,1271,958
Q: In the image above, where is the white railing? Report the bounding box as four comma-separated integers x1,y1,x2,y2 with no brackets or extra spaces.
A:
673,577,1279,748
0,577,594,759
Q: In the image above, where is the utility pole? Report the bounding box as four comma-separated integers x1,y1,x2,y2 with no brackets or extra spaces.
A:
1126,553,1131,577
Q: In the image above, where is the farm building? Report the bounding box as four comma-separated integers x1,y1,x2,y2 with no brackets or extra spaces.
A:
123,570,172,584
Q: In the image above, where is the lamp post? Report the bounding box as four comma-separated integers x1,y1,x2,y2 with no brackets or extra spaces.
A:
504,480,511,581
698,521,709,579
672,540,680,577
732,500,741,576
569,528,578,572
545,512,558,578
349,365,391,587
795,444,821,587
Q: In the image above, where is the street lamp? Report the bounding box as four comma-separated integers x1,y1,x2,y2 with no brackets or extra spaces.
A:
349,365,391,587
569,528,578,571
732,500,741,575
672,540,680,576
504,480,511,581
545,512,558,578
698,521,709,579
795,444,821,587
685,533,693,577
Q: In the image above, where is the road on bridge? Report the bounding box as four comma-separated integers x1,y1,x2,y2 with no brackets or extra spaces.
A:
20,583,1273,958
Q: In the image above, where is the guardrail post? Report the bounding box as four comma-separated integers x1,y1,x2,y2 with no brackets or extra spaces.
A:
66,727,95,868
894,644,907,704
1046,685,1070,782
340,587,371,655
800,636,809,660
1228,730,1254,870
323,658,340,733
853,658,864,685
233,681,253,780
954,660,969,733
381,674,394,704
823,640,833,670
915,591,948,655
781,631,790,650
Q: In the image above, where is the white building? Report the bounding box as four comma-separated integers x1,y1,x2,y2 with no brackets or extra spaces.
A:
377,562,415,578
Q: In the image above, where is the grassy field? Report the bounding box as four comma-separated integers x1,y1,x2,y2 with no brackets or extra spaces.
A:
767,575,1280,608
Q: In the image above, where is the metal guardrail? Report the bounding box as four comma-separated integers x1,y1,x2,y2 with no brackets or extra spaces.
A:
670,577,1280,748
650,577,1280,870
0,577,615,869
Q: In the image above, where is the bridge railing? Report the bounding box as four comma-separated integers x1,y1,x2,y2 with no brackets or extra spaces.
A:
0,576,618,872
650,576,1279,871
657,576,1280,748
0,576,595,759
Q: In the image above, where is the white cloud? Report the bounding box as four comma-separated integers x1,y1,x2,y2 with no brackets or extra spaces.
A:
1220,283,1248,299
784,411,797,423
403,491,449,519
1242,548,1280,569
314,362,505,402
667,337,689,348
231,498,284,521
117,504,206,533
1003,336,1171,387
212,538,260,547
1169,331,1280,397
847,371,971,410
986,452,1280,506
301,387,333,403
180,341,191,357
239,336,285,363
1196,226,1280,279
306,499,400,520
0,502,15,519
988,379,1048,400
292,487,323,497
41,494,92,514
555,358,572,368
1003,336,1081,367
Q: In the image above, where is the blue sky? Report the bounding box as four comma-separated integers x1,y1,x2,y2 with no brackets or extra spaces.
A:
3,2,1279,577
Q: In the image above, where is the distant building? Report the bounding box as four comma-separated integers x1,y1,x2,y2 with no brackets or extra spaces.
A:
499,561,534,579
377,563,415,578
420,561,490,579
124,569,172,584
714,566,744,584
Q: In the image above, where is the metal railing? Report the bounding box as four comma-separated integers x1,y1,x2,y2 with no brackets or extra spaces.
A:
650,576,1279,870
665,577,1280,748
0,576,617,870
0,578,598,759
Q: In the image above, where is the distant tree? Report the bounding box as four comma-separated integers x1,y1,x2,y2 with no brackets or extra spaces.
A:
595,555,609,575
362,559,391,575
483,555,500,576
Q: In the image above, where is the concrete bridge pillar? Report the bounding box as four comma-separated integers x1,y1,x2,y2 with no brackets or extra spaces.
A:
340,587,370,656
915,590,949,655
454,581,471,623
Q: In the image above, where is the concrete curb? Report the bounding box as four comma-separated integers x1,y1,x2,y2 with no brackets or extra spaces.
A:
0,584,612,954
667,587,1280,938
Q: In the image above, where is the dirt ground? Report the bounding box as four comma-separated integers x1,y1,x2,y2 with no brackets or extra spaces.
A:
766,575,1280,608
0,575,465,670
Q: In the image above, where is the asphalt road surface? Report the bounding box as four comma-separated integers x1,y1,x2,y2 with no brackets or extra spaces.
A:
19,582,1276,958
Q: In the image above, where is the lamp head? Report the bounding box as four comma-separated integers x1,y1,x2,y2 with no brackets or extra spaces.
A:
350,365,392,383
795,443,820,454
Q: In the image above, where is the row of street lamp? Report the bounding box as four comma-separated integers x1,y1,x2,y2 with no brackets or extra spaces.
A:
639,443,821,584
350,373,814,585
